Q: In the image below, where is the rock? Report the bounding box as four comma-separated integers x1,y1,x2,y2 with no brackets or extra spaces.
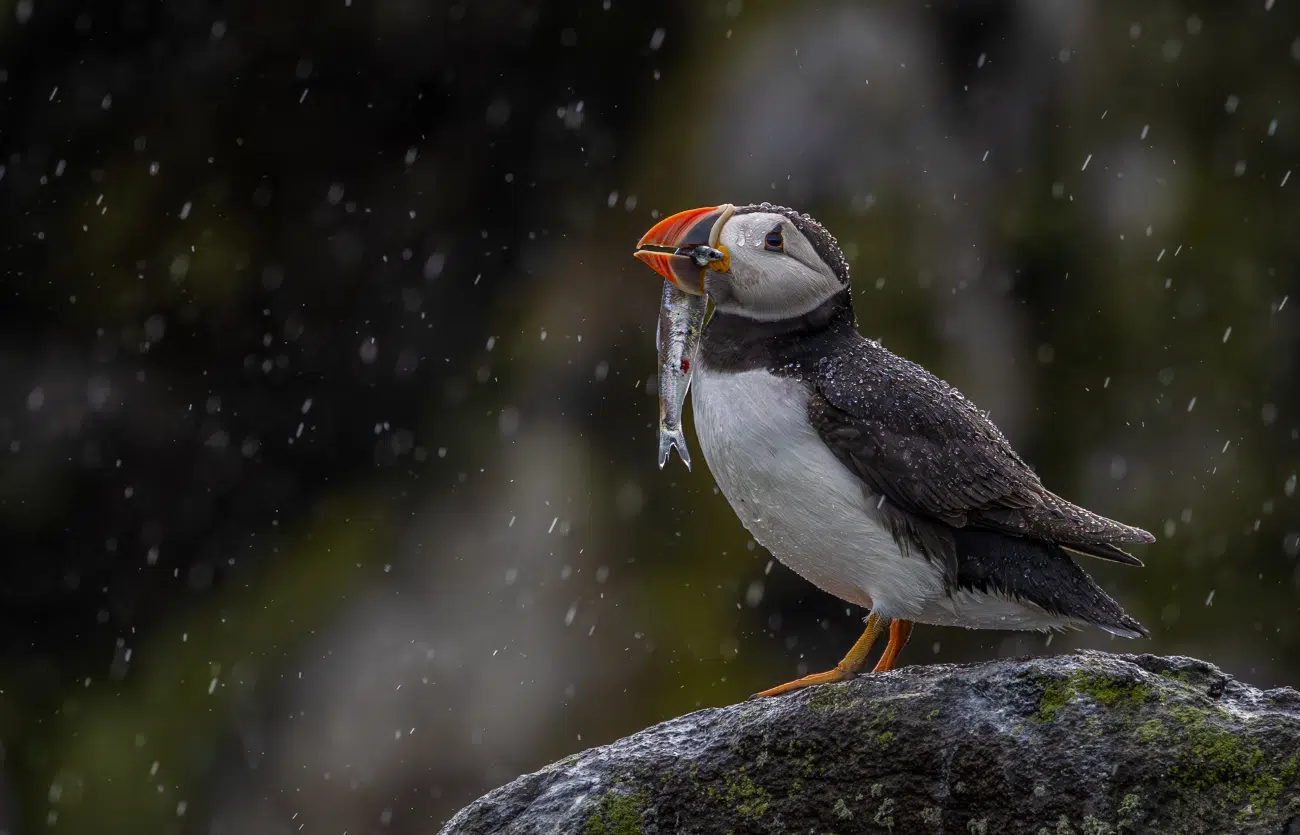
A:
438,652,1300,835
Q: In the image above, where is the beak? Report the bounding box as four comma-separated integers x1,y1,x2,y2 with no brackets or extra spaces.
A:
633,204,735,294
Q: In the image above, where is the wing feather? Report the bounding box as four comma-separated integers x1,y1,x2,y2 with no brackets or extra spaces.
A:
809,339,1154,566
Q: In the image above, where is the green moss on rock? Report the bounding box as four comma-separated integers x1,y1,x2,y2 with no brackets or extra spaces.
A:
1135,719,1166,744
1035,678,1073,723
806,684,862,713
1157,669,1206,692
1075,673,1149,707
584,787,646,835
1034,671,1150,722
722,769,771,821
1166,705,1297,811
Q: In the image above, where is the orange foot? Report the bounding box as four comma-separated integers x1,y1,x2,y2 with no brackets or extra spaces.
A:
751,612,886,699
751,666,856,699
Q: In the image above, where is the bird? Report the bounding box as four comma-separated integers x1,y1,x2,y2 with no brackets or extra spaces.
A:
633,202,1154,699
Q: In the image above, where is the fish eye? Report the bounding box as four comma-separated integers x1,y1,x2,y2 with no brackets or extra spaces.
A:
764,225,784,252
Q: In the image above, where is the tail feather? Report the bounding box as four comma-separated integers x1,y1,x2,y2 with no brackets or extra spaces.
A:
1036,493,1156,565
951,529,1146,638
1099,621,1149,639
1063,542,1145,567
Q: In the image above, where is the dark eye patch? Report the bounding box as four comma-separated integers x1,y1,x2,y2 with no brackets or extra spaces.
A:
764,224,784,252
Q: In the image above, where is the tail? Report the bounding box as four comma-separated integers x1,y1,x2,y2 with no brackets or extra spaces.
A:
951,529,1148,638
657,425,692,471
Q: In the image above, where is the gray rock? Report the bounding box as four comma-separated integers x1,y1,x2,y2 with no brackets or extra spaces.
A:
439,652,1300,835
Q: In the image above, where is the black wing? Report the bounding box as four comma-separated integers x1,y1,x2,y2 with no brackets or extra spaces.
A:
809,339,1154,568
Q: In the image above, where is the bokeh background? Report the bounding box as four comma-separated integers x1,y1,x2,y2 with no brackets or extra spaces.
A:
2,1,1298,833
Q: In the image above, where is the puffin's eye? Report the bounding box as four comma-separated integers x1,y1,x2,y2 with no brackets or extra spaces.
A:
764,225,784,252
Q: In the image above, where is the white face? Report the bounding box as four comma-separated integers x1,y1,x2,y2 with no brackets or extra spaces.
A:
707,211,846,321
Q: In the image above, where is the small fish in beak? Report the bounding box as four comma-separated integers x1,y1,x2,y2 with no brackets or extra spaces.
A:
655,281,708,469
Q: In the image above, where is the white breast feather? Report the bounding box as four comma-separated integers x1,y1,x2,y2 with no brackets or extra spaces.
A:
692,367,1074,631
692,367,942,617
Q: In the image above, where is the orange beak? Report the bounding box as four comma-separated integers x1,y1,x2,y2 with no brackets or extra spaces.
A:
633,204,735,294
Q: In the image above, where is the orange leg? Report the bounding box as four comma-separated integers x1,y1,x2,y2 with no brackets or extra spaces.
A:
752,612,887,699
871,619,914,673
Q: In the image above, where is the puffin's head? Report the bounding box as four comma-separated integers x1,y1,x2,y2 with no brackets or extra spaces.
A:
634,203,850,321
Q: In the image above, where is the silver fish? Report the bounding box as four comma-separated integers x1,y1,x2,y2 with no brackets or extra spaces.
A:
656,280,708,470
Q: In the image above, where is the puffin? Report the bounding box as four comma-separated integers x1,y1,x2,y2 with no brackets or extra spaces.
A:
633,203,1153,698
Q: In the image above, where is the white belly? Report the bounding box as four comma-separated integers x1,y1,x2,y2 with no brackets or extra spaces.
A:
691,366,1077,632
691,367,944,618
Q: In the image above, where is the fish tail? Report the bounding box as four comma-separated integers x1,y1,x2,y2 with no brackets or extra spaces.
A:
657,425,692,471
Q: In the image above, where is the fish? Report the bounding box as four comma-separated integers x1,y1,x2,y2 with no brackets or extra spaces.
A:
656,279,708,470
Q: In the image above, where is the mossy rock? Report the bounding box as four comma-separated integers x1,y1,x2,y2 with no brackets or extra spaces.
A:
440,652,1300,835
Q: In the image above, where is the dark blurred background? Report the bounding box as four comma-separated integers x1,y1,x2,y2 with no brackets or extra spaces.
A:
1,1,1298,832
